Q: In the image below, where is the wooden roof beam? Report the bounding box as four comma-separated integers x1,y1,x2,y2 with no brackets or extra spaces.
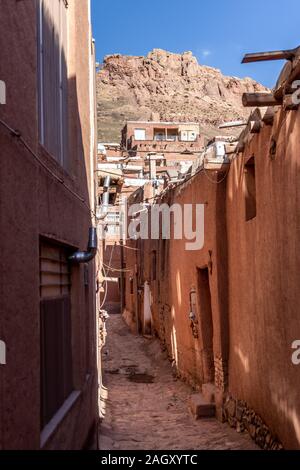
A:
242,93,282,107
242,48,298,64
219,120,247,129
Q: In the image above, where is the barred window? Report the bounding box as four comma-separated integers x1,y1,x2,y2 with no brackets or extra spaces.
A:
40,240,73,428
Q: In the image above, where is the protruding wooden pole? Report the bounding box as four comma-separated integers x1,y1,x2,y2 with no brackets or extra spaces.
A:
242,93,282,107
219,120,247,129
242,49,297,63
283,94,299,110
249,121,261,133
261,107,275,125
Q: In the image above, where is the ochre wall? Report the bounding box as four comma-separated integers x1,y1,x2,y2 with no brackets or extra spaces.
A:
123,104,300,449
227,106,300,450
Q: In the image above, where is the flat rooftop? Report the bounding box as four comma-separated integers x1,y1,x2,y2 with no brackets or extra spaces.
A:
125,121,200,125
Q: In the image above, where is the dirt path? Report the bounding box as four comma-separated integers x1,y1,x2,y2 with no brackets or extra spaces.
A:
99,315,258,450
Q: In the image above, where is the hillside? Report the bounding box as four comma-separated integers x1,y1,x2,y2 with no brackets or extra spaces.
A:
96,49,268,143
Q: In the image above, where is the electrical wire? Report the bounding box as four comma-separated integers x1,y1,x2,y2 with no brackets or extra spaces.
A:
0,118,97,220
99,264,109,309
102,262,133,273
202,165,231,184
121,244,140,251
99,243,134,308
107,242,116,268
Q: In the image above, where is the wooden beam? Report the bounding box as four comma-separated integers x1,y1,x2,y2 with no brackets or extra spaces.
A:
242,48,297,64
275,58,300,99
219,120,247,129
261,107,275,125
275,61,293,96
283,94,299,110
225,143,238,154
242,93,282,107
249,121,261,133
237,142,245,153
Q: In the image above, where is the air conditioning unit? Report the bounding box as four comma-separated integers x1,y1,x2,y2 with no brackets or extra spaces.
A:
203,141,230,169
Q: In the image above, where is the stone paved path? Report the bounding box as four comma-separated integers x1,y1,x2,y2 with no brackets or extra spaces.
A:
99,315,258,450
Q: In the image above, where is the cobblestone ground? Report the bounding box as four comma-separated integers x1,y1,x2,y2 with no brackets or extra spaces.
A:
99,315,258,450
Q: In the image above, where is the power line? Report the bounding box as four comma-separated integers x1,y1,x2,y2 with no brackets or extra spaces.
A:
102,261,133,273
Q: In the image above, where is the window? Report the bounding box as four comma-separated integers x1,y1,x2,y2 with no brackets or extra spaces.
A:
40,240,73,428
154,129,166,141
188,131,197,141
109,192,117,205
38,0,68,167
197,268,214,383
0,80,6,105
166,129,178,141
244,156,257,221
105,212,120,239
134,129,146,141
180,130,197,142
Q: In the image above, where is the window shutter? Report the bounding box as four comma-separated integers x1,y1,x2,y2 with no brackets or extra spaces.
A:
60,0,69,168
38,0,68,167
40,241,73,428
40,242,71,298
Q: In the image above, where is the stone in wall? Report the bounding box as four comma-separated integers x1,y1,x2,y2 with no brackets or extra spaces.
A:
223,396,283,450
214,355,228,391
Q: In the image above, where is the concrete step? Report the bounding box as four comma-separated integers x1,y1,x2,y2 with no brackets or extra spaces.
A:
188,394,216,419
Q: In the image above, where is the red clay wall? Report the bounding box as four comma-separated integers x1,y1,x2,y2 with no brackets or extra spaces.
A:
124,173,228,390
0,0,97,450
226,106,300,449
123,104,300,449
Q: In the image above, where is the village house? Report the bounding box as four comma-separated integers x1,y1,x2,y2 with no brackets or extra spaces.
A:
97,120,205,317
0,0,98,450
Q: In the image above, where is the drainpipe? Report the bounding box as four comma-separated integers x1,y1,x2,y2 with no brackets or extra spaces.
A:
69,227,98,264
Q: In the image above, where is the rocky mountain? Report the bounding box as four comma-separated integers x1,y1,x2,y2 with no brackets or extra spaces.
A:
96,49,268,143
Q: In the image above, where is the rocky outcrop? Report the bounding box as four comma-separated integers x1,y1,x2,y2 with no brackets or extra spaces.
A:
96,49,268,142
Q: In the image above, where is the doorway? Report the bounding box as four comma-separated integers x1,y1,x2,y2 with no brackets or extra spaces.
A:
197,267,215,384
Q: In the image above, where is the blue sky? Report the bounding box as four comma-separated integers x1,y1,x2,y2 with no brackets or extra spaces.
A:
91,0,299,88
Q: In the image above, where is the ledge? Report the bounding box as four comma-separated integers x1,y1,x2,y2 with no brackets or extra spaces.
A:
40,390,81,448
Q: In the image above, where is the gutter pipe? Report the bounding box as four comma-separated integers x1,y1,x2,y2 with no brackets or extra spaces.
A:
69,227,98,264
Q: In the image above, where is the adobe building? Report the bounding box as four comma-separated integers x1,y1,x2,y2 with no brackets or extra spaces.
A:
122,50,300,449
122,121,204,175
97,120,204,315
0,0,98,449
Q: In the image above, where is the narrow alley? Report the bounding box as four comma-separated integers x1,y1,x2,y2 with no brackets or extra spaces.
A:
99,315,258,451
2,0,300,458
